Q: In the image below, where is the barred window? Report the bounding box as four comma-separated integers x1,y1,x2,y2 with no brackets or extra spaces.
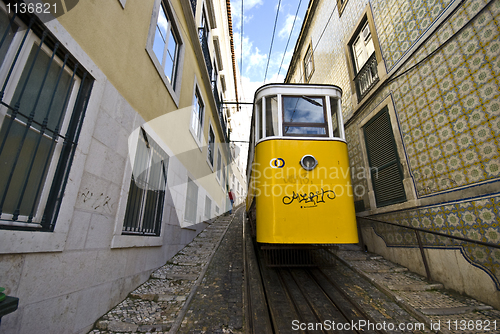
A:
348,16,379,101
122,129,168,236
0,8,93,231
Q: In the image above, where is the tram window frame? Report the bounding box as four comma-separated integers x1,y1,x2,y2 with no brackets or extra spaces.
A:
281,95,328,137
329,97,341,138
255,98,262,141
265,95,279,137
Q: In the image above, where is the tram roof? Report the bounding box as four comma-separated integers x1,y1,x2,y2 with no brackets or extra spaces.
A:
253,83,343,102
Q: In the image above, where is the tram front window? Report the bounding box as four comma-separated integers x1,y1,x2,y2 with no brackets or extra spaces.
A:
282,96,328,137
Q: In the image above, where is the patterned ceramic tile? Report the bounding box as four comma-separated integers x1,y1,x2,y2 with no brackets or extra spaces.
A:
371,195,500,289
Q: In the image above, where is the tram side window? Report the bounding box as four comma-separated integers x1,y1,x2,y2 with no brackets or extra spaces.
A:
282,96,327,136
330,97,340,137
265,95,279,137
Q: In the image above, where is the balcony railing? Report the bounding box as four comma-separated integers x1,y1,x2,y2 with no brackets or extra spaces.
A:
354,52,379,101
213,83,229,143
197,28,228,143
198,28,212,80
190,0,196,16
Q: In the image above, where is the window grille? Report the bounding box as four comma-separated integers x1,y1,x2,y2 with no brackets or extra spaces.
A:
351,21,378,100
363,107,406,207
122,129,168,236
0,7,93,232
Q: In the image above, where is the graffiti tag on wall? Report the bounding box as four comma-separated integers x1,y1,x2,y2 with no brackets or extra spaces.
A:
282,188,336,208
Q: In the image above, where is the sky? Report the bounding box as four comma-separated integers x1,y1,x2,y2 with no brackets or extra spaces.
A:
228,0,308,145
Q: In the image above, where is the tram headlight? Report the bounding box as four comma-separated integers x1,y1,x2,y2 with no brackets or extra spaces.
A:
300,155,318,171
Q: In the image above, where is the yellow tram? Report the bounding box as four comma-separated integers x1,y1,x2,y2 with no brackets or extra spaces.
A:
246,84,358,245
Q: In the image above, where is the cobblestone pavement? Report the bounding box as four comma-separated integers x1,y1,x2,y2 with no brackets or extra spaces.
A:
88,210,237,334
178,208,244,333
88,209,499,334
336,246,500,334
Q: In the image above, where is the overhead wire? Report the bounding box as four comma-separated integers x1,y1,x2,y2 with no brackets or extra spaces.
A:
263,0,282,83
240,0,243,76
277,0,303,80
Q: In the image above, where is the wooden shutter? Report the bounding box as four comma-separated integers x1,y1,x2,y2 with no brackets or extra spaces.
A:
363,107,406,207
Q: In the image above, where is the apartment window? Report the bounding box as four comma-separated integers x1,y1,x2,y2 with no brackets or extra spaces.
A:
184,177,198,224
222,163,226,188
190,88,204,142
216,148,222,180
207,124,215,167
337,0,349,17
363,107,406,207
0,9,93,232
303,44,314,82
349,19,379,101
204,195,211,219
147,0,183,99
215,205,219,214
123,129,168,235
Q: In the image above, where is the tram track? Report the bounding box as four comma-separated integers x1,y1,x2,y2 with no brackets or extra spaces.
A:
246,235,384,334
265,267,383,333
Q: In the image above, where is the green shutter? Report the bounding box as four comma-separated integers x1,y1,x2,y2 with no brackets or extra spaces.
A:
363,107,406,207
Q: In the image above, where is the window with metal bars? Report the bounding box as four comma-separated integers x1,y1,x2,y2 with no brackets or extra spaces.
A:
0,6,93,232
363,107,406,207
122,128,168,236
350,19,379,101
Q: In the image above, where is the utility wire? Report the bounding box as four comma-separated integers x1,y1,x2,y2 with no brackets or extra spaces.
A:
263,0,282,83
240,0,243,77
277,0,303,79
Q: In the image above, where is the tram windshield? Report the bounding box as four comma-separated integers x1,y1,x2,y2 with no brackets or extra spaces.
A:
283,95,327,136
252,86,344,141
